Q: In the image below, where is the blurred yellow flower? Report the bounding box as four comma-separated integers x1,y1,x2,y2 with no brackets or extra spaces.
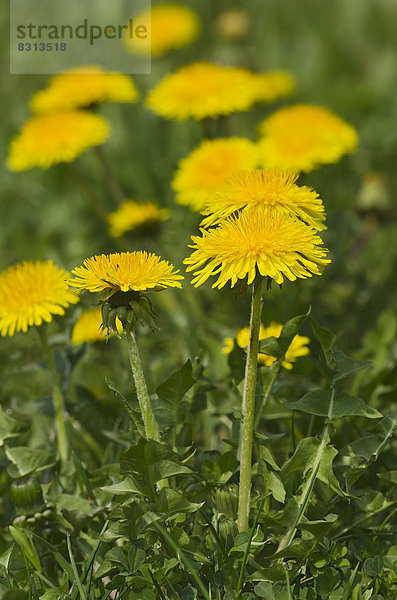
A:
71,307,122,345
107,200,169,237
201,169,325,230
0,261,78,337
172,138,258,212
184,207,330,288
215,9,250,39
31,65,139,114
7,111,110,171
223,322,310,369
70,251,183,295
257,104,358,173
251,71,295,104
146,61,259,120
126,3,200,57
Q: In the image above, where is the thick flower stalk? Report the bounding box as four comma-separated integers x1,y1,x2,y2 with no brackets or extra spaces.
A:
185,205,329,531
69,251,183,441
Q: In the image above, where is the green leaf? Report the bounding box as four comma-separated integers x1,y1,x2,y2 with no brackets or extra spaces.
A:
154,360,196,427
341,412,396,460
258,336,283,359
120,439,193,492
101,476,143,496
310,317,336,367
5,447,54,477
0,407,25,446
263,467,286,503
0,544,14,576
278,308,311,354
2,592,29,600
49,494,92,514
128,541,146,573
157,488,204,515
227,343,246,384
284,389,382,419
281,438,343,496
296,514,338,537
273,538,315,560
105,378,145,437
9,525,42,572
331,349,371,382
246,566,286,582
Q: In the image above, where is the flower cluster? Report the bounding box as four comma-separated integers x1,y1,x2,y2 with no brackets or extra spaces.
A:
7,65,139,171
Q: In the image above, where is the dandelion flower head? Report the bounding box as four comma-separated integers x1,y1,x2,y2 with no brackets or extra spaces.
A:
0,261,78,337
172,138,258,212
201,169,325,230
224,322,310,369
7,111,110,171
31,66,138,113
107,200,169,238
70,251,183,295
257,104,358,173
146,61,259,120
184,208,330,289
126,4,200,57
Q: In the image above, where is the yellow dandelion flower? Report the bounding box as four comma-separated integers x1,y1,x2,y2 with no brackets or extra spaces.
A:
31,65,139,114
252,71,295,104
257,104,358,173
126,3,200,57
7,111,110,171
0,261,78,337
172,138,258,212
71,307,122,345
184,208,330,289
107,200,169,238
70,251,183,294
201,169,325,230
146,61,259,120
224,322,309,369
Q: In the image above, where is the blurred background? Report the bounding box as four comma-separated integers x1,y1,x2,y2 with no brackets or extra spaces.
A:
1,0,396,388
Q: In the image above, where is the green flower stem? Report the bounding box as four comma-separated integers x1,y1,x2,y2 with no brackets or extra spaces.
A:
37,326,69,463
94,146,125,207
237,276,264,532
124,323,160,442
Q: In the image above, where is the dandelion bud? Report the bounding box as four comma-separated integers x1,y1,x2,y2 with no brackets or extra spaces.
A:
218,517,238,540
10,477,44,516
215,485,239,517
